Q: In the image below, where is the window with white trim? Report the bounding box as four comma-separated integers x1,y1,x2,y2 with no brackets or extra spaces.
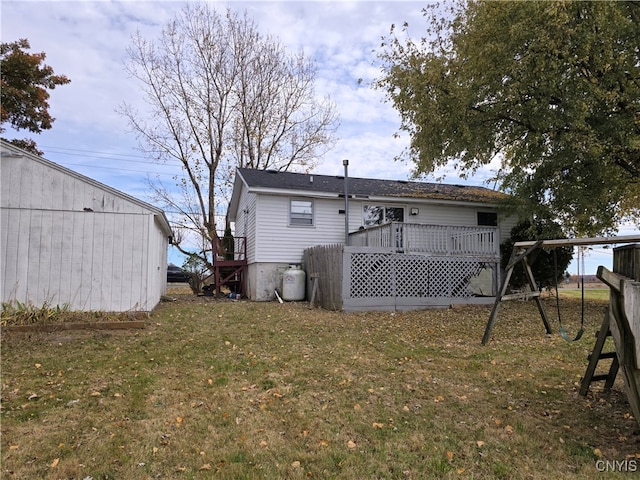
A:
290,199,313,226
363,205,404,226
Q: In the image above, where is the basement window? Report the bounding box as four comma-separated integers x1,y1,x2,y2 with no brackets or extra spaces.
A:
290,199,314,226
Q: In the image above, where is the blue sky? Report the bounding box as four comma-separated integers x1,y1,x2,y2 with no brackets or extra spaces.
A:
2,0,638,273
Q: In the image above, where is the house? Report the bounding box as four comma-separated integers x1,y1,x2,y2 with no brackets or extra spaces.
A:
228,167,517,309
0,140,172,312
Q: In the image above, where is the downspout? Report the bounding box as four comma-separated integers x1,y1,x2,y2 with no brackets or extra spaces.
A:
343,159,349,245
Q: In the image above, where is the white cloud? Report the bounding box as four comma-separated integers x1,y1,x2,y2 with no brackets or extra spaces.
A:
3,0,637,253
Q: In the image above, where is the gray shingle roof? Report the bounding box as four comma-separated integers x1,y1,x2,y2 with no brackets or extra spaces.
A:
237,168,506,204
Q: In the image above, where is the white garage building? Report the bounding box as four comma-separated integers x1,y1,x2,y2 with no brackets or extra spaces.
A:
1,140,172,312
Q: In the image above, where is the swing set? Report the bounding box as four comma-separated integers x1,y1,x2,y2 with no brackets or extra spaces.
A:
482,234,640,346
481,235,640,408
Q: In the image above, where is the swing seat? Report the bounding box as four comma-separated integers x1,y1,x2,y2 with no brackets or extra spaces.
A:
553,249,585,342
559,324,584,342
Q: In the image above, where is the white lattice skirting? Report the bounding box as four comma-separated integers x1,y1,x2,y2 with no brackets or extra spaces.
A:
344,250,499,311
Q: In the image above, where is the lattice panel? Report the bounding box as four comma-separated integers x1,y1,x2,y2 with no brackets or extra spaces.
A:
394,256,430,297
348,252,489,300
349,253,395,298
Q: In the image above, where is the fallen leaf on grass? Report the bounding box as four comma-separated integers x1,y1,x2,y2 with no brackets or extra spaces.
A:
9,445,19,450
372,422,385,429
504,425,514,434
347,440,357,449
445,450,454,462
259,440,268,448
291,461,301,468
51,458,59,468
199,464,212,470
476,441,485,448
593,448,603,458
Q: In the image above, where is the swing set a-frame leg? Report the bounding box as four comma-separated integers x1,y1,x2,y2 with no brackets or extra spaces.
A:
522,256,552,335
481,240,551,345
482,263,514,345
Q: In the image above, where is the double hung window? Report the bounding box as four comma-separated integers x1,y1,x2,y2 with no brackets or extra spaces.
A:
290,199,313,226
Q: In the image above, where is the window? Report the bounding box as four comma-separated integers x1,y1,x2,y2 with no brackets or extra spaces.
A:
290,199,313,226
477,211,498,226
363,205,405,226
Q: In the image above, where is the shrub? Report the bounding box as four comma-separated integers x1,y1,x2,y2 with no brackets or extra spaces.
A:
500,219,573,291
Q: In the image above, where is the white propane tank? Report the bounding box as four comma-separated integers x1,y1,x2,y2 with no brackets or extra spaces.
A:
282,264,306,301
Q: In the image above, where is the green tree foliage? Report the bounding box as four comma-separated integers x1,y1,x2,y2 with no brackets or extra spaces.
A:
377,1,640,236
500,219,573,291
0,39,70,154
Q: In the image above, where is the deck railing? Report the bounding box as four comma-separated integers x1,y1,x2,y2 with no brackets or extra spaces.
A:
215,236,247,262
348,222,500,257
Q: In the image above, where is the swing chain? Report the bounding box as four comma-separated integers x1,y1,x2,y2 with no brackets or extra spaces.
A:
553,248,585,342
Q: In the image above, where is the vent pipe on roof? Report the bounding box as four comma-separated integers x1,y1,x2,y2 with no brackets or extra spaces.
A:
343,159,349,245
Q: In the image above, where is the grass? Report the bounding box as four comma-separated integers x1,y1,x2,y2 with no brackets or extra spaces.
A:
2,292,639,479
559,288,611,302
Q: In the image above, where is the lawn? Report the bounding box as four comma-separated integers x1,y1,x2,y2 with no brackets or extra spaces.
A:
2,293,639,479
559,288,611,302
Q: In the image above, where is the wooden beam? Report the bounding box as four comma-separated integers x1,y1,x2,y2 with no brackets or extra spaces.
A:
515,235,640,249
501,291,541,301
597,266,622,293
522,255,552,334
482,262,516,345
506,240,543,269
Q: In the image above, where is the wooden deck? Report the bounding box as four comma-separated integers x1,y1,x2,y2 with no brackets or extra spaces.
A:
304,244,499,311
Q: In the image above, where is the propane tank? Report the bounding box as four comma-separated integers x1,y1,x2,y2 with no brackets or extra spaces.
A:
282,264,306,301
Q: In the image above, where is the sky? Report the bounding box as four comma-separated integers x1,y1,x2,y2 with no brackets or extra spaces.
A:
2,0,638,274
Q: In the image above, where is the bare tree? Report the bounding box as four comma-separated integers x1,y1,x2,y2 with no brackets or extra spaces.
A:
120,4,338,273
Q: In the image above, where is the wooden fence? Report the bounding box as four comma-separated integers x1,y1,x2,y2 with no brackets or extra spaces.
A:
303,244,343,310
614,243,640,281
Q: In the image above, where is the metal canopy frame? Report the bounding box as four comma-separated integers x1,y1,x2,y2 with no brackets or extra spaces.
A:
481,234,640,345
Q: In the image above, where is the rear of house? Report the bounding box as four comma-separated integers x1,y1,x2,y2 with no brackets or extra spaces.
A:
0,140,172,312
229,168,517,307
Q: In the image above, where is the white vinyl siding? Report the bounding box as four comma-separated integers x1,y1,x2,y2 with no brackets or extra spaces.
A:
244,193,511,264
234,191,257,263
253,194,350,263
